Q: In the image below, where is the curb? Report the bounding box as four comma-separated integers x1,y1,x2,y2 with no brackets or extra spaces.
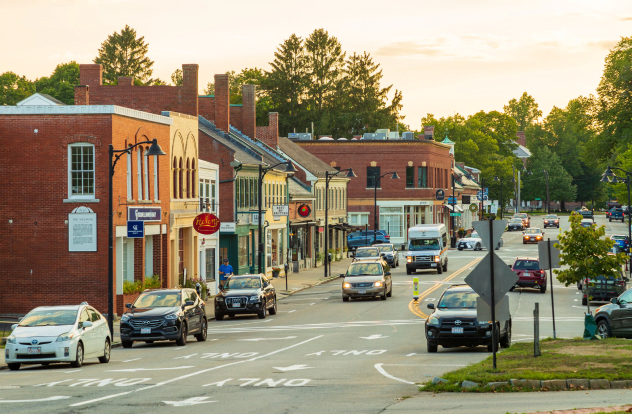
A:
428,377,632,392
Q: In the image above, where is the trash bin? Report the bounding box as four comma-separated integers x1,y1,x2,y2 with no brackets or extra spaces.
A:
450,236,457,248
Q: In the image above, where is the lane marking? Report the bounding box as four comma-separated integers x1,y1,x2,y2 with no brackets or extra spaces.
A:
0,396,71,403
107,366,194,372
70,335,323,407
360,334,389,340
122,358,141,363
163,397,215,406
238,336,298,342
207,319,425,334
272,364,313,372
374,363,416,385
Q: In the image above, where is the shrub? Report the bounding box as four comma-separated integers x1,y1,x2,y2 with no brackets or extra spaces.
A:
122,275,162,294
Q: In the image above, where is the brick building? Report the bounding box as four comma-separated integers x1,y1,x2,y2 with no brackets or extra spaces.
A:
0,98,172,316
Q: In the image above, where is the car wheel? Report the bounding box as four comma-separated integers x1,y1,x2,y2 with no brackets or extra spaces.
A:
343,296,350,302
597,319,612,339
509,286,515,292
443,261,448,272
609,218,612,222
540,284,547,294
71,342,84,368
487,342,495,352
215,313,224,321
406,268,412,275
7,363,21,371
582,297,587,306
195,318,208,342
145,340,154,344
269,298,278,315
381,288,387,300
387,285,392,297
475,243,481,251
258,300,267,319
176,322,188,346
437,264,443,274
229,313,235,318
500,324,511,349
427,342,438,353
523,241,527,244
122,340,133,348
458,247,463,251
98,338,111,363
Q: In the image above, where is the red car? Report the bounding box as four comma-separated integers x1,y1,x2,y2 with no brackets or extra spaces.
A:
509,257,547,293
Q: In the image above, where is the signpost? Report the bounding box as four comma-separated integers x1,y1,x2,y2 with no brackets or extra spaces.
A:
538,239,561,339
447,196,457,205
464,218,517,369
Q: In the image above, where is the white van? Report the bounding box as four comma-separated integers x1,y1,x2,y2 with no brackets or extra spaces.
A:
405,224,448,275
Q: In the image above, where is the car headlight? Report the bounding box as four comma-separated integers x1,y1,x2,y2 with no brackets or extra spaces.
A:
374,281,383,287
121,313,130,322
407,256,412,263
249,296,261,303
427,317,440,326
216,296,224,302
165,313,178,320
56,332,74,342
434,256,440,262
7,335,16,344
343,282,351,288
478,320,492,326
524,236,529,239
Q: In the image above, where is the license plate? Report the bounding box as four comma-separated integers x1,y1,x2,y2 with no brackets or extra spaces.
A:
232,302,240,307
452,327,464,334
431,263,437,267
28,347,41,355
141,328,151,334
358,290,367,294
531,238,535,241
524,272,530,276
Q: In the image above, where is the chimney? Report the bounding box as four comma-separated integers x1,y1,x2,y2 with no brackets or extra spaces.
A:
242,84,256,139
214,73,230,132
258,113,279,148
181,64,199,117
516,131,526,147
117,77,133,86
423,125,435,140
79,64,103,86
74,85,89,105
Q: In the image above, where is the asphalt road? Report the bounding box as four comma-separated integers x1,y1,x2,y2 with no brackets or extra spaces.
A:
1,214,631,413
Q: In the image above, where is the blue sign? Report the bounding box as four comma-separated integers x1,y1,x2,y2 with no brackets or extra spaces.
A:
127,220,145,238
435,189,445,201
448,196,457,205
128,207,161,222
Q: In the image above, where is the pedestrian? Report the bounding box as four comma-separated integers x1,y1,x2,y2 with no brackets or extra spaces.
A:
218,258,233,290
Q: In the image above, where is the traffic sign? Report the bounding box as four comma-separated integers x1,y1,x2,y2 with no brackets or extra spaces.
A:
450,212,461,217
435,189,445,201
447,196,457,205
538,239,561,269
127,220,144,238
477,296,510,322
465,252,518,307
471,219,506,251
413,277,419,300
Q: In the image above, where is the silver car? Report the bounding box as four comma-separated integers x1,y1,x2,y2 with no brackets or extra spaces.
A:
341,260,392,302
352,246,381,262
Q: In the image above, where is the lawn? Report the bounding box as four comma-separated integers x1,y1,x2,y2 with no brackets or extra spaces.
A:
420,338,632,392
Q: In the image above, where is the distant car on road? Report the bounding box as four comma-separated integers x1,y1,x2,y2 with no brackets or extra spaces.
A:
374,243,399,267
579,209,594,220
609,235,630,252
609,208,625,223
425,284,511,353
507,218,524,231
522,228,545,244
578,269,627,306
580,219,596,228
352,246,381,262
5,304,111,371
543,214,560,228
341,260,392,301
594,287,632,338
457,231,503,251
347,230,389,248
509,257,546,293
513,213,531,228
215,274,277,320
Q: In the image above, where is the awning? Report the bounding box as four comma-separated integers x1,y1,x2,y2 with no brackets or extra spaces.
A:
444,205,464,212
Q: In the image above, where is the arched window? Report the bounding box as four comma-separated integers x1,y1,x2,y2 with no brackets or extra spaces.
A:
191,159,196,198
179,158,183,199
173,158,178,199
186,158,191,199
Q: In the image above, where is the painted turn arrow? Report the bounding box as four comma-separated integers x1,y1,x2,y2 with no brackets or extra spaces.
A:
360,334,389,340
163,397,215,407
272,364,313,372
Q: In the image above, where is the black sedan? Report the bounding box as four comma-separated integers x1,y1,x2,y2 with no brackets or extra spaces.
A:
425,284,511,352
594,288,632,338
120,288,207,347
507,218,524,231
214,274,277,320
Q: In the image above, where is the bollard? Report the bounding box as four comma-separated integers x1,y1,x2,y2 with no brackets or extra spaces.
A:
534,302,541,357
413,277,419,302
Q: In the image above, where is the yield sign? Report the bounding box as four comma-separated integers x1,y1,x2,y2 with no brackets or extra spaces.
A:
465,252,518,307
472,219,507,250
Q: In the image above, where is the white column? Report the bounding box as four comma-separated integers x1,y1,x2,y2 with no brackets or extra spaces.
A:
143,151,149,201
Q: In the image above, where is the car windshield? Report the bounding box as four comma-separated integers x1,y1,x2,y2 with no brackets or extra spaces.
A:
356,248,379,257
19,309,78,327
513,260,540,270
438,290,478,308
225,277,261,289
465,232,479,238
514,214,528,219
409,238,440,250
544,216,557,220
612,236,627,241
347,263,383,276
524,229,541,234
376,245,393,253
509,219,522,223
134,292,181,308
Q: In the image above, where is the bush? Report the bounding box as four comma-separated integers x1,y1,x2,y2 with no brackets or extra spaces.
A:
182,277,208,300
122,275,162,294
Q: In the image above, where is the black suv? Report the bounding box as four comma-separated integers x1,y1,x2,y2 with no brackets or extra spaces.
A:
214,274,277,320
120,288,207,347
594,287,632,339
425,285,511,352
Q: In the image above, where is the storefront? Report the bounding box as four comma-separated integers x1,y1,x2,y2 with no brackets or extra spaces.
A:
376,200,440,246
198,160,220,295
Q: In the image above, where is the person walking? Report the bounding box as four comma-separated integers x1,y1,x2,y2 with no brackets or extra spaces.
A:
218,258,233,290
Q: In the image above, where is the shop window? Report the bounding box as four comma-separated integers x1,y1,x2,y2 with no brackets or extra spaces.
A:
219,247,228,264
68,143,95,198
173,158,178,199
127,146,133,200
153,154,159,200
406,166,414,188
418,167,428,188
239,236,248,267
367,166,380,188
379,207,403,238
178,228,184,276
205,248,216,282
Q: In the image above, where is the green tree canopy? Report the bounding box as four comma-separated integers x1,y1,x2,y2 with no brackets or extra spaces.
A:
0,72,35,105
504,92,542,131
171,69,183,86
522,146,577,204
34,62,79,104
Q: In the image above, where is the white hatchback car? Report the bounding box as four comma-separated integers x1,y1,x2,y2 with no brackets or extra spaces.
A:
5,304,111,370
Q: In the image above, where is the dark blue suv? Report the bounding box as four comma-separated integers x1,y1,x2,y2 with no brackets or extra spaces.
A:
347,231,389,248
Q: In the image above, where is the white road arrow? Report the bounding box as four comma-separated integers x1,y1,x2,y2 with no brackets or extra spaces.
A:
163,397,215,407
239,336,297,342
272,364,313,372
360,334,389,340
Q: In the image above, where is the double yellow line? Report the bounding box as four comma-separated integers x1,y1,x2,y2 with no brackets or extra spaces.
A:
408,257,483,319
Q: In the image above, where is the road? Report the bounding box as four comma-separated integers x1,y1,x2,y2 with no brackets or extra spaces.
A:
1,213,631,413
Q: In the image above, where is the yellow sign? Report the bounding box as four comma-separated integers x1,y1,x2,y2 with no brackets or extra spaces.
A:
413,277,419,300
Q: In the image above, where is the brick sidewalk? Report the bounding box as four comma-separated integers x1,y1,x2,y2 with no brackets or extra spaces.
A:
528,406,632,414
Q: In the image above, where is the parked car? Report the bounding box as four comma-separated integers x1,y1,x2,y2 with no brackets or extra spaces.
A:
507,218,524,231
609,208,625,222
594,287,632,338
5,304,111,370
457,231,503,251
509,257,546,293
578,269,627,306
347,231,389,248
513,213,531,228
610,235,630,252
341,259,392,301
522,228,545,244
215,274,277,320
374,243,399,267
543,214,560,229
425,284,511,352
581,219,596,228
120,288,207,347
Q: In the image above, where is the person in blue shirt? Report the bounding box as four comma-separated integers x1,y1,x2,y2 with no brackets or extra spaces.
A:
218,258,233,289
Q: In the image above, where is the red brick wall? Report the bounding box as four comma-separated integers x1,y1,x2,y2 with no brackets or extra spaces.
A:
199,96,215,123
199,129,236,223
230,105,243,132
214,74,230,132
75,85,89,105
0,113,170,315
256,112,279,148
75,64,199,117
242,84,256,139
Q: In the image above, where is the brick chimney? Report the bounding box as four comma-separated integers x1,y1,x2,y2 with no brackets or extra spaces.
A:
257,113,279,148
423,125,435,140
242,84,256,139
214,74,230,132
181,64,199,117
79,64,103,86
74,85,89,105
516,131,526,147
117,77,133,86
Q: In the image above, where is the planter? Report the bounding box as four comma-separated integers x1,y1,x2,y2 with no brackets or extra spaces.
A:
272,271,280,278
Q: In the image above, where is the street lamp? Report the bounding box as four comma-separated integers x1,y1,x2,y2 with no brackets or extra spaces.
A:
323,168,357,278
257,161,298,274
601,166,632,281
108,138,166,336
373,171,400,244
493,176,515,219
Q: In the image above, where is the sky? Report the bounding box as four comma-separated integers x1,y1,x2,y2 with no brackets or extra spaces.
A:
1,0,630,130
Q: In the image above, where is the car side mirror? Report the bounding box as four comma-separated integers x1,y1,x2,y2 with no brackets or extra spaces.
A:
385,272,391,276
185,301,195,307
427,303,435,310
11,324,17,330
508,264,512,268
82,321,93,329
125,303,132,309
339,274,345,278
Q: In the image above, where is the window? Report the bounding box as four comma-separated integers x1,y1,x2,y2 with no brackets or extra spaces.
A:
143,148,150,200
219,247,228,264
173,158,178,199
348,213,369,226
418,167,428,188
367,166,380,188
379,207,403,238
68,143,95,198
179,158,183,199
191,160,195,198
239,235,248,267
153,154,159,200
245,178,250,208
127,147,133,200
205,248,215,282
186,159,191,199
178,228,184,276
137,149,143,200
212,180,217,212
406,166,414,188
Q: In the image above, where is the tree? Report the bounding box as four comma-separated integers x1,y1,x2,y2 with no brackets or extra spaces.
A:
504,92,542,131
555,212,626,313
171,69,183,86
522,146,577,205
34,62,79,104
0,72,34,105
468,111,518,158
94,25,156,85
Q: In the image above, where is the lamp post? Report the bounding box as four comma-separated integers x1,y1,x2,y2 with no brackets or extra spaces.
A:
108,138,166,336
257,161,298,274
373,171,400,244
493,176,515,220
602,166,632,280
543,169,550,214
324,168,357,278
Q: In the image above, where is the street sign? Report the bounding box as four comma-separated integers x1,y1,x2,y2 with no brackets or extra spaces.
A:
535,198,541,201
465,252,518,307
471,219,506,250
490,205,498,214
413,277,419,300
435,189,445,201
272,205,289,216
450,212,461,217
127,220,144,238
447,196,457,205
128,207,161,222
538,239,561,269
477,296,510,322
469,204,478,212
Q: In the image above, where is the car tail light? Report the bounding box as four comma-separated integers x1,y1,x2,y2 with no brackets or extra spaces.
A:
617,280,625,287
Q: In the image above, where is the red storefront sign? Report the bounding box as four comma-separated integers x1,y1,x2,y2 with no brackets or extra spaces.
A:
193,213,220,235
